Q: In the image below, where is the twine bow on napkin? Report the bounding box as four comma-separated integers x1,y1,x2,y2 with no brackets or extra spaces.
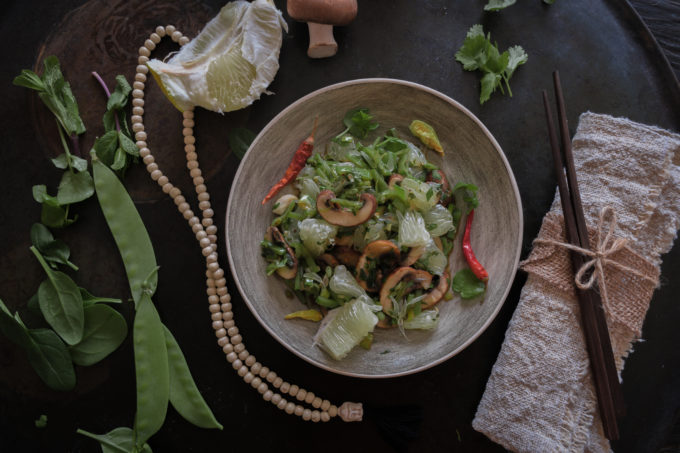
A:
530,206,658,319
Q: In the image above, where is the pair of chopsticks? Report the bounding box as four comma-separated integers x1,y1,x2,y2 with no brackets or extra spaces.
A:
542,71,625,440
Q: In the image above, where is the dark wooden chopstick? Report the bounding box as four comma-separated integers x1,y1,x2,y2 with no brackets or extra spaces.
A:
542,71,624,440
552,72,626,420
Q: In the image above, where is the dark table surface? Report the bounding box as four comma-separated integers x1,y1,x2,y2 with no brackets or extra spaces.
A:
1,1,679,452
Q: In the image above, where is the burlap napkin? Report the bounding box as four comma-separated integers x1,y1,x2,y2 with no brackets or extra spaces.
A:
472,112,680,452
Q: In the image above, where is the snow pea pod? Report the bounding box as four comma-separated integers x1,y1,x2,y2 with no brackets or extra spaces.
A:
92,154,157,307
164,326,222,430
133,292,169,448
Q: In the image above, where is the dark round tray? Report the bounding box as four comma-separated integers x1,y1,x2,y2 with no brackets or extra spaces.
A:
1,1,678,452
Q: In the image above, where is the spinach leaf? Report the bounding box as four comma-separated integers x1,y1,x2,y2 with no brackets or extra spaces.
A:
31,247,84,345
93,130,119,166
57,170,95,205
452,268,486,299
30,223,78,270
77,427,153,453
26,328,76,391
0,299,75,391
80,288,122,307
228,127,256,160
69,304,127,366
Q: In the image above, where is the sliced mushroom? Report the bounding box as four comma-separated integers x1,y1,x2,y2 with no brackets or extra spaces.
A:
401,245,425,266
388,173,404,188
317,190,377,227
355,240,401,292
318,253,340,268
378,267,433,315
332,246,361,268
422,271,450,309
266,226,298,279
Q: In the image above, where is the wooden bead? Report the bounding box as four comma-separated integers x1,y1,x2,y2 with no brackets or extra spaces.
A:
222,343,233,354
185,144,196,153
190,168,202,178
245,355,256,367
183,119,194,128
305,392,315,405
312,397,323,409
179,36,190,46
165,25,176,34
133,81,145,90
294,405,304,417
135,131,147,141
216,335,229,346
212,268,224,279
277,398,287,410
285,402,295,414
162,183,174,194
212,320,223,330
243,372,254,383
238,365,248,377
273,377,283,388
280,382,290,393
206,225,218,235
311,411,321,423
220,294,231,304
226,352,237,363
137,55,149,65
139,147,151,157
257,382,268,394
231,359,242,370
329,405,338,417
320,400,331,411
271,393,282,405
211,312,222,322
295,389,307,401
237,350,249,361
183,109,194,119
157,175,169,186
198,192,210,202
288,385,299,397
138,46,151,57
222,302,233,313
302,409,312,421
321,412,330,422
223,320,235,329
251,362,262,375
215,329,227,339
134,73,147,83
251,377,262,388
193,176,205,186
230,334,242,345
144,39,156,50
173,194,186,205
132,123,144,133
199,201,211,210
233,343,245,354
266,371,277,383
209,302,220,312
155,26,166,36
150,32,161,44
184,136,195,145
258,366,269,378
171,31,183,42
136,64,149,74
143,155,155,165
263,390,273,401
132,98,145,107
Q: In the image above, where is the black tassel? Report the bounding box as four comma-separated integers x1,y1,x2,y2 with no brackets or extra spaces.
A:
364,404,424,453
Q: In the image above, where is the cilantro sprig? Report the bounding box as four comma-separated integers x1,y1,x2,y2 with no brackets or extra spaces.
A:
455,25,528,104
337,108,379,139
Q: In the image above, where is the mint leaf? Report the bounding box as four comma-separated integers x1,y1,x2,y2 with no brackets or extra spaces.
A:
228,127,256,160
452,269,486,299
484,0,516,11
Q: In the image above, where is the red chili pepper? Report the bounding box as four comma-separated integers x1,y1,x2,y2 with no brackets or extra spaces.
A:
462,209,489,283
261,118,319,205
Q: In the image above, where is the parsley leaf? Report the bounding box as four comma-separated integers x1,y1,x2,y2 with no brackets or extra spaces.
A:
484,0,516,11
455,25,528,105
342,108,379,139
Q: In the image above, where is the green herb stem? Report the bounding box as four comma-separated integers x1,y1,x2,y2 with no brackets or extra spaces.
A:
29,246,52,276
91,71,120,132
330,198,364,210
56,123,74,171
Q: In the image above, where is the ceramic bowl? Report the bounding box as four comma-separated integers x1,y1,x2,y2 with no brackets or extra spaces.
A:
226,79,522,378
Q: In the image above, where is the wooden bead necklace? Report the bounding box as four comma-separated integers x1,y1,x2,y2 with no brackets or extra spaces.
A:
131,25,362,424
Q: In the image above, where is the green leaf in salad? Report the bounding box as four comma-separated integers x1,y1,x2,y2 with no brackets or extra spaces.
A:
342,108,379,139
453,182,479,213
452,268,486,299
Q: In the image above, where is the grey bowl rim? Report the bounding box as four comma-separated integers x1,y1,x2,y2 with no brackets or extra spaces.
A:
225,77,523,379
